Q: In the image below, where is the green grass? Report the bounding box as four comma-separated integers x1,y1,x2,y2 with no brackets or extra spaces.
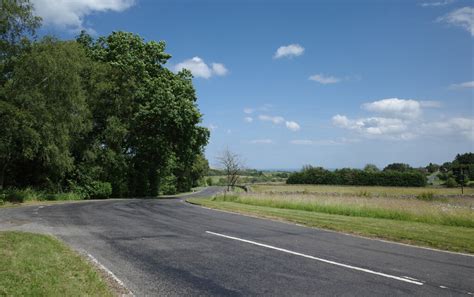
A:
0,188,83,204
252,184,474,196
188,198,474,254
0,231,112,296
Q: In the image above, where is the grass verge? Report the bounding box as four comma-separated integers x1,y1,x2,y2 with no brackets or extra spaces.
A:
0,231,113,296
188,197,474,254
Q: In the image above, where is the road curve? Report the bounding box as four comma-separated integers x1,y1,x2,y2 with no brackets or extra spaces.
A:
0,187,473,296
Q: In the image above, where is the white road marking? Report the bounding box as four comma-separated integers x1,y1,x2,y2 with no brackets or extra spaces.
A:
439,285,447,289
86,253,134,296
206,231,424,286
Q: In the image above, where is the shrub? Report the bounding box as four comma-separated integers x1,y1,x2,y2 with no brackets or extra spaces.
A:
85,182,112,199
416,192,434,201
206,177,213,186
445,178,458,188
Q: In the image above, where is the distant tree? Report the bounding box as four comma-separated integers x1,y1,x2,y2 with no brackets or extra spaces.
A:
364,164,380,173
217,149,243,191
426,163,440,174
440,162,452,173
455,153,474,165
383,163,413,173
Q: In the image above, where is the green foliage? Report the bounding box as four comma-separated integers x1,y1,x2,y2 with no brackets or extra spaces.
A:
0,188,83,203
363,164,380,173
83,181,112,199
383,163,413,173
0,0,209,197
206,177,213,186
445,177,458,188
287,166,427,187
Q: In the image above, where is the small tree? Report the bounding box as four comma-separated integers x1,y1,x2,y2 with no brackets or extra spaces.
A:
217,148,243,191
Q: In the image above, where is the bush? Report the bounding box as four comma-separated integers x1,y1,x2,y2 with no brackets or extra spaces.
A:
287,166,427,187
80,182,112,199
445,178,458,188
206,177,213,186
416,192,434,201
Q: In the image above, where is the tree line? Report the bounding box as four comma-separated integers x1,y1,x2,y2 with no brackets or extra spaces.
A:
287,166,427,187
0,0,209,198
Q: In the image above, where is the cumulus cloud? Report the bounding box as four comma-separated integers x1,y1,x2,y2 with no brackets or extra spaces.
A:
274,44,305,59
244,117,253,123
258,114,300,132
450,81,474,89
285,121,301,131
32,0,135,31
211,63,228,76
420,0,453,7
173,57,228,79
438,7,474,36
258,115,285,124
333,98,472,141
362,98,425,119
332,115,412,140
419,117,474,141
249,139,274,144
309,74,341,84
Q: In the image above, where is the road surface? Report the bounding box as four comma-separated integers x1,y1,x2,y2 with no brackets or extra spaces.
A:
0,187,473,296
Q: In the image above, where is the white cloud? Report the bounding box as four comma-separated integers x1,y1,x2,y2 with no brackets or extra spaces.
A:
249,139,274,144
420,0,453,7
419,117,474,141
285,121,301,131
362,98,433,119
243,108,254,114
420,100,442,108
258,114,285,124
309,74,341,84
333,115,412,140
438,7,474,36
258,114,301,131
290,139,314,145
244,117,253,123
173,57,228,79
450,81,474,89
211,63,228,76
274,44,305,59
290,138,359,145
32,0,135,31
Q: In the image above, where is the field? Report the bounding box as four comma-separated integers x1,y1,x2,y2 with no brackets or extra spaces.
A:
188,184,474,253
0,232,112,296
251,184,474,196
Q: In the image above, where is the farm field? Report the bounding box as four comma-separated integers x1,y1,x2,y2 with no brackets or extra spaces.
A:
189,184,474,253
251,184,474,196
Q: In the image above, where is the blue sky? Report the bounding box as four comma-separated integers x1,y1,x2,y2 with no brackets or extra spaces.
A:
34,0,473,169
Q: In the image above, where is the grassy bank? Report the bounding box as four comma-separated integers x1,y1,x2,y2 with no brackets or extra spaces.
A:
252,184,474,196
0,188,83,206
0,231,112,296
188,193,474,253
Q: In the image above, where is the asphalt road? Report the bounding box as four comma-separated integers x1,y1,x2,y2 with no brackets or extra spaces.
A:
0,187,473,296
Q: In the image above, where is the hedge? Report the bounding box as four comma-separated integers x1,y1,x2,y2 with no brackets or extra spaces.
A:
287,167,427,187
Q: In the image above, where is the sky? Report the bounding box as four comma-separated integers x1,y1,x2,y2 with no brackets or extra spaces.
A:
32,0,473,169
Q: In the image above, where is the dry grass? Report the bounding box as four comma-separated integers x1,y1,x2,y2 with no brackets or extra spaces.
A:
251,184,474,196
214,192,474,227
